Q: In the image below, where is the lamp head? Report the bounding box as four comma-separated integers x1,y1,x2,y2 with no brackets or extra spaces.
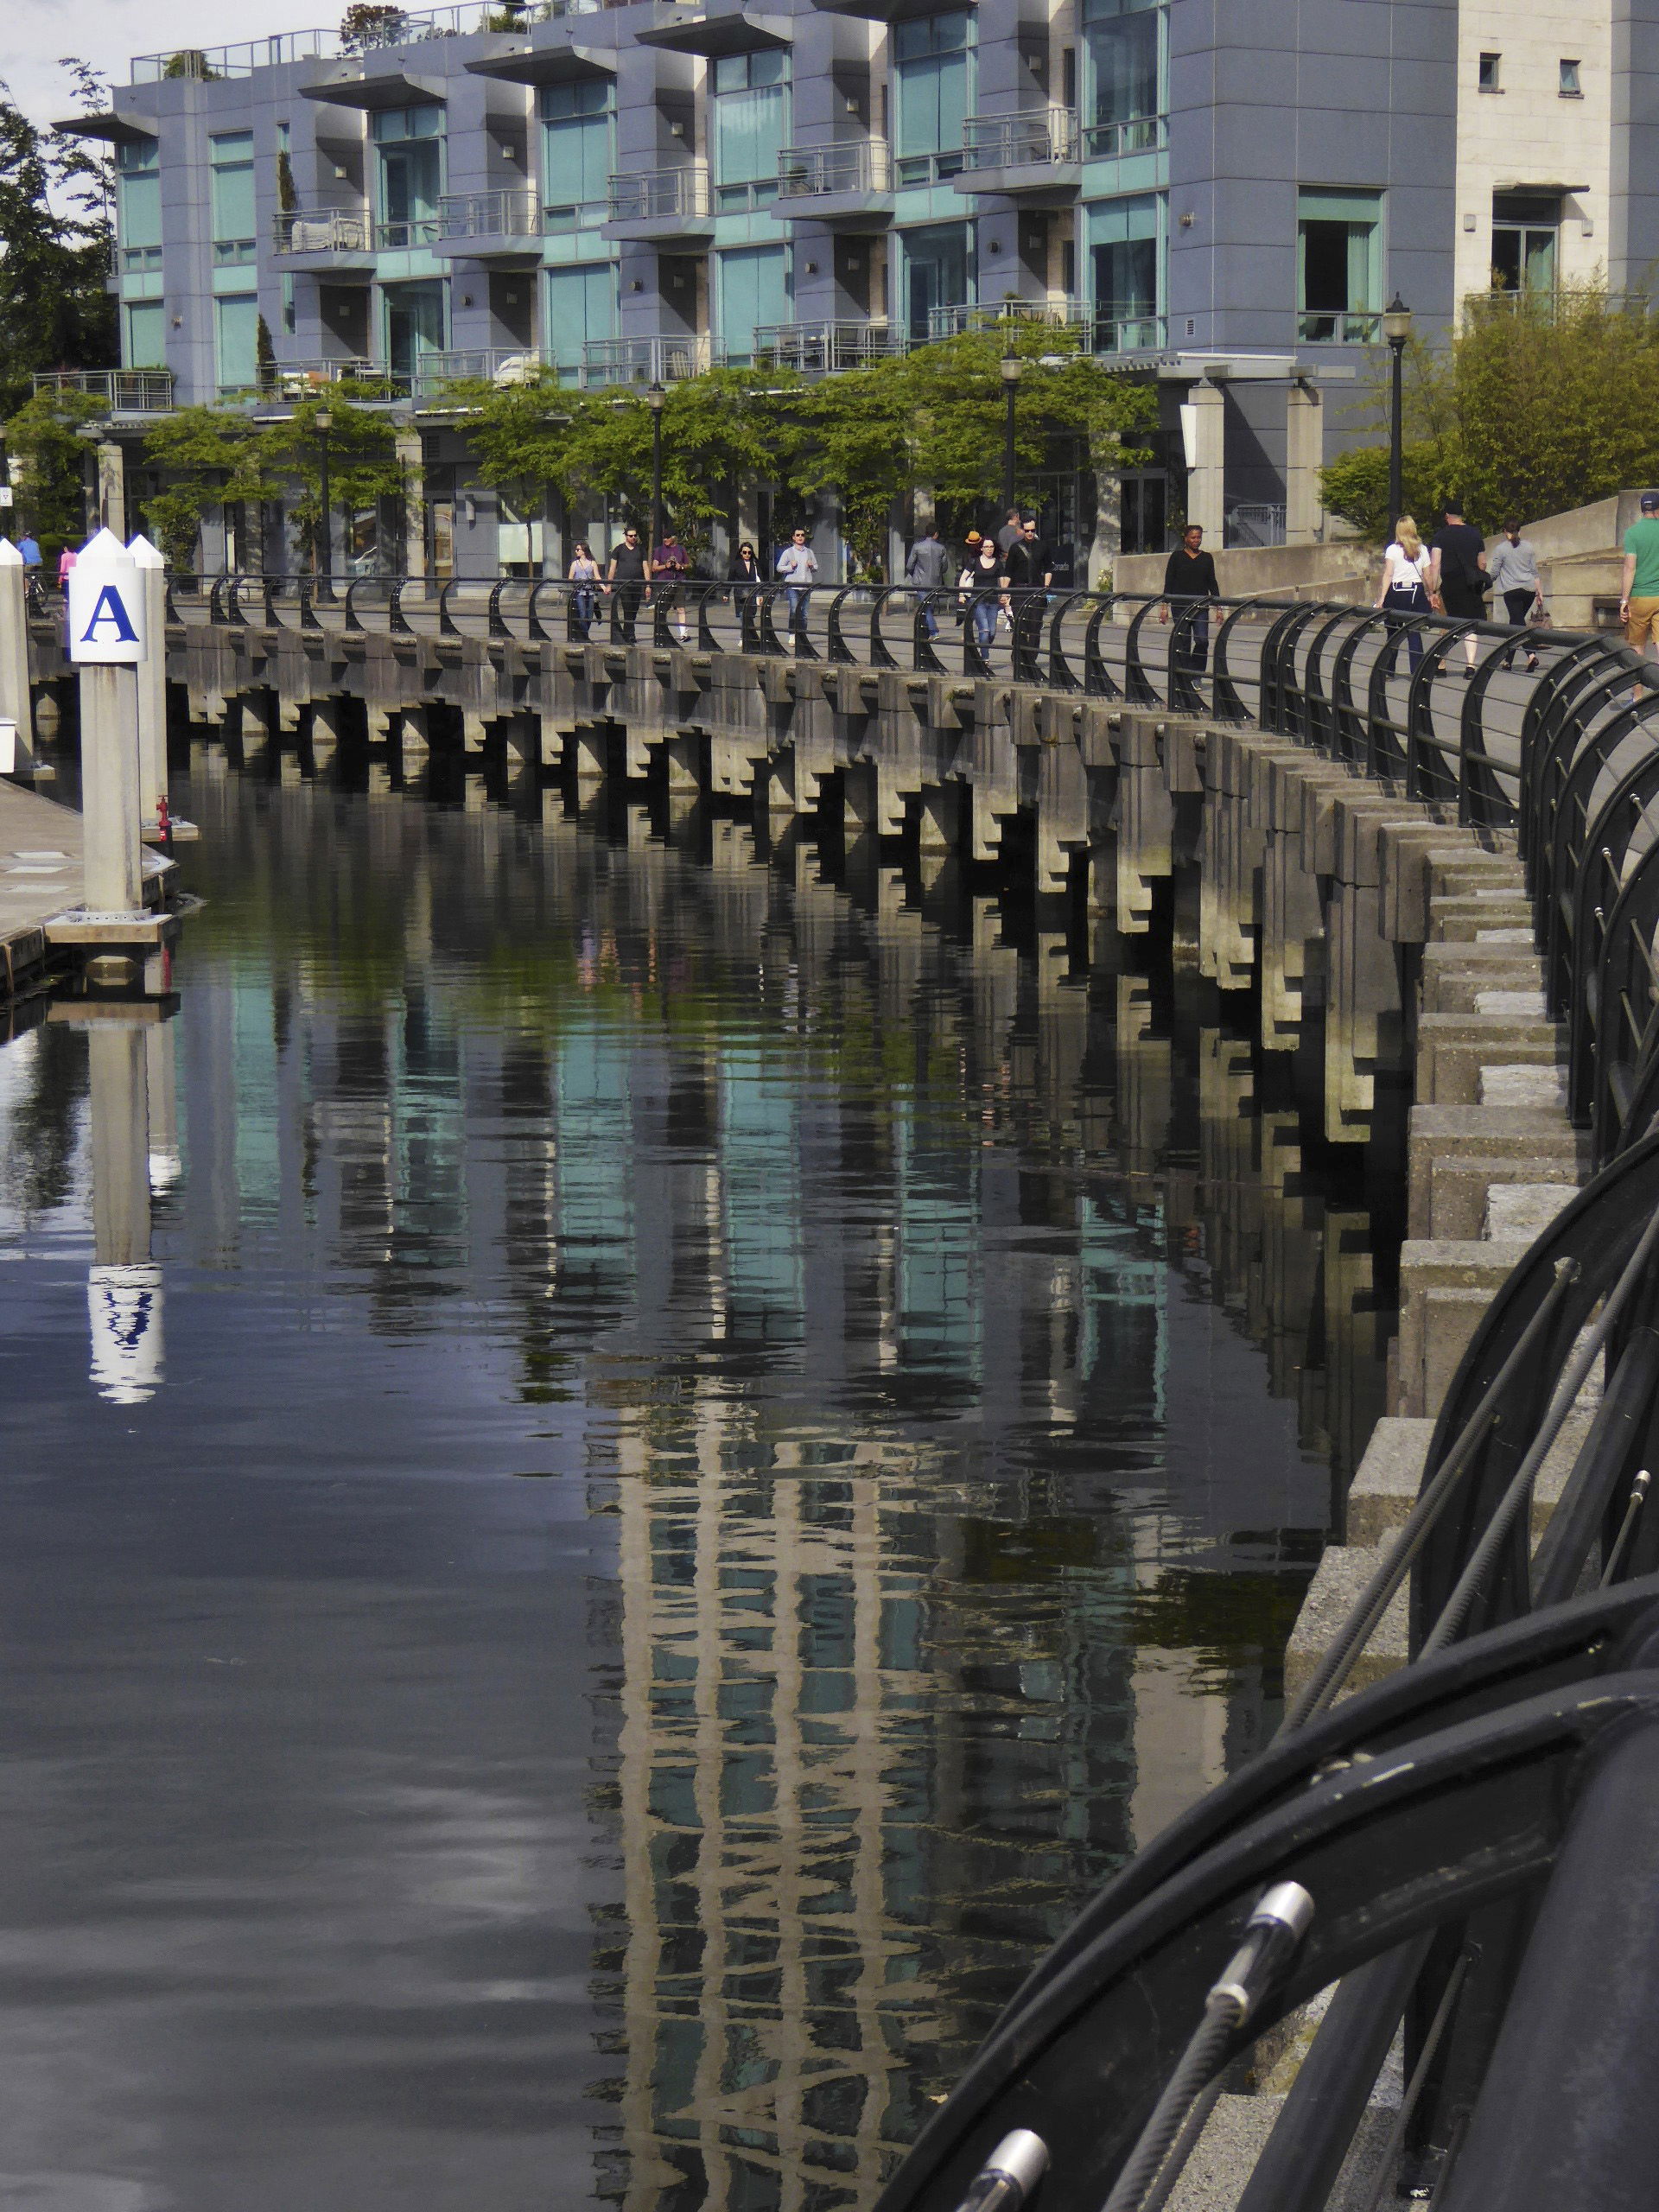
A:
314,404,334,433
1000,352,1023,385
1382,293,1412,346
646,381,666,413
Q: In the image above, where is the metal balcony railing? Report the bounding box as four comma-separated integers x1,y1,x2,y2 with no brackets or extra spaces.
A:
256,358,410,397
893,147,968,188
373,214,442,249
32,368,175,411
1093,310,1167,354
752,319,900,371
273,207,371,255
436,189,540,241
1079,112,1168,160
776,139,892,199
131,2,607,81
1298,308,1383,343
926,298,1091,343
410,348,547,393
580,334,714,386
607,164,711,224
540,197,607,233
962,106,1077,170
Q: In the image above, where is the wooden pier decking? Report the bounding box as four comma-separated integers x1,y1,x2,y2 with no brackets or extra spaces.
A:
0,779,84,999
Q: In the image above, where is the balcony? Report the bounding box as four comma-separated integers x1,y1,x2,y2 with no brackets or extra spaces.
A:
434,189,541,257
753,319,900,371
775,139,893,224
893,147,967,188
272,206,374,268
255,358,410,399
1297,309,1382,344
957,108,1079,198
32,368,175,412
410,347,548,394
372,215,442,249
581,334,715,387
605,164,715,244
1080,113,1168,162
925,298,1091,344
1092,311,1168,357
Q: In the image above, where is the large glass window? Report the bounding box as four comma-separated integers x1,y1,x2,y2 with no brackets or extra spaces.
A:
545,263,615,383
116,138,162,275
717,244,791,365
712,48,789,210
1491,191,1560,294
1082,0,1164,158
540,79,613,229
372,104,445,248
124,299,166,369
1089,192,1161,350
383,279,447,378
893,13,973,186
214,293,260,394
900,221,972,346
210,131,256,266
1297,187,1382,341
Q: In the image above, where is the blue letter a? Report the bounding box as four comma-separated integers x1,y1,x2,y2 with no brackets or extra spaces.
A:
80,585,138,644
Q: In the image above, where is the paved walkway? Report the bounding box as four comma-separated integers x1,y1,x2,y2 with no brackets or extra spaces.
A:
0,779,82,994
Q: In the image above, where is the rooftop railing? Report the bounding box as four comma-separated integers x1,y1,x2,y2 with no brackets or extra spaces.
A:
776,138,892,199
607,163,711,224
31,368,175,410
962,105,1077,170
130,0,607,82
272,207,371,256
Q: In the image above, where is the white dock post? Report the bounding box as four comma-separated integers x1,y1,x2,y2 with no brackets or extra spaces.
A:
67,528,146,915
0,538,34,775
129,535,168,830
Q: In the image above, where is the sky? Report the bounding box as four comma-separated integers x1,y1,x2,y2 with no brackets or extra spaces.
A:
3,0,305,128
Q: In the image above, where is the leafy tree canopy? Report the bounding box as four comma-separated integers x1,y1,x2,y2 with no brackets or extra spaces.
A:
0,65,117,419
2,386,107,550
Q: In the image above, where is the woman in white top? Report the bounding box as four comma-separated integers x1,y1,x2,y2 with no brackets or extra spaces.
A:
1375,514,1433,676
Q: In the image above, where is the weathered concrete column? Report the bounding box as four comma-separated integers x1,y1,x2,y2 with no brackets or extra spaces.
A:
395,426,425,587
918,779,963,856
1284,381,1325,545
96,442,126,538
80,666,144,913
1184,380,1225,540
0,539,34,773
308,696,340,769
130,536,168,829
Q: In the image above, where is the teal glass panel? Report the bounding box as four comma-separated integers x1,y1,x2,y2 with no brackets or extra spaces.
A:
124,299,166,368
545,263,615,382
541,79,613,219
214,292,259,392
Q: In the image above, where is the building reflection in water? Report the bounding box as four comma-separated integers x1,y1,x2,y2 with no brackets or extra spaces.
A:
0,777,1395,2209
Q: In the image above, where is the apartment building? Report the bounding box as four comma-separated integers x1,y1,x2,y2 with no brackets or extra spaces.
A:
55,0,1652,570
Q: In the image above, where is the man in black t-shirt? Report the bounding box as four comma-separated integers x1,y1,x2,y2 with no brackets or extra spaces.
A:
1003,519,1052,669
1429,502,1489,673
1160,524,1219,673
606,526,650,640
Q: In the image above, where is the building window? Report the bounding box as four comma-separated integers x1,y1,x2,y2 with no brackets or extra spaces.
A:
1491,191,1560,293
117,137,162,275
899,220,973,344
214,292,260,395
716,243,791,365
540,78,613,230
1296,187,1382,342
712,48,789,211
545,262,615,383
893,13,973,187
1081,0,1165,161
210,130,257,267
1559,58,1581,96
1088,191,1161,351
382,278,447,378
124,299,167,369
1478,52,1501,92
371,104,445,250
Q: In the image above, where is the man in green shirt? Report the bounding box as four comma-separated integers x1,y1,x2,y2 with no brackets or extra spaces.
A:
1619,490,1659,701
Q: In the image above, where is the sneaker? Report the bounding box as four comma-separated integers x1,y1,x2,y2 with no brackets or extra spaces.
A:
1463,665,1475,679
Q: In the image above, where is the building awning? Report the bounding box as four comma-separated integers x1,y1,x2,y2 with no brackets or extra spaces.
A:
815,0,974,19
300,68,448,111
637,9,794,58
464,41,618,86
1492,181,1591,197
53,111,157,143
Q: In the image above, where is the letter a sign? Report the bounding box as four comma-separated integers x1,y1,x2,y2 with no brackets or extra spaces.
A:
67,527,148,665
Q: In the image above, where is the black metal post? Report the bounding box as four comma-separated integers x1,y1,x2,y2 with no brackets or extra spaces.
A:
1001,353,1021,518
1383,295,1411,533
647,380,665,552
315,420,334,602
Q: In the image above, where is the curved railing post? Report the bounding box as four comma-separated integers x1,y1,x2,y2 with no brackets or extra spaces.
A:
1457,633,1523,829
437,579,461,639
1210,601,1259,726
1123,598,1161,707
826,586,857,665
488,580,510,639
756,585,788,657
1046,590,1087,692
388,577,414,637
868,587,899,671
962,587,996,679
1083,600,1122,699
792,583,820,661
696,582,719,653
343,575,366,634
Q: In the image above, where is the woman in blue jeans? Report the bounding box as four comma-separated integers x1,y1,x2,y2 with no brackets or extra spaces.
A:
959,537,1003,650
1375,515,1433,675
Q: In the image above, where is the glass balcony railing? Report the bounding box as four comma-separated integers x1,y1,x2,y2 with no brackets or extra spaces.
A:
32,368,175,411
436,189,540,241
373,215,442,249
926,298,1091,343
962,108,1077,171
1080,114,1168,160
893,148,968,188
581,334,714,386
776,140,892,199
273,207,371,255
541,199,608,233
752,320,900,371
607,165,712,225
410,347,548,392
1092,310,1167,354
254,358,410,397
1297,309,1382,343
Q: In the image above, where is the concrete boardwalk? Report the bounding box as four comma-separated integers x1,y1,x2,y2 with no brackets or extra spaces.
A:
0,779,83,993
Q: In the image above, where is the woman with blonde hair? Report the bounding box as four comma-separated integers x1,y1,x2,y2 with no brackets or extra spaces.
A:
1376,512,1433,675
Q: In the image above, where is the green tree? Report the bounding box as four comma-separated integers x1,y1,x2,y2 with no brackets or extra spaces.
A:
142,406,275,571
2,386,107,551
0,66,118,418
258,391,404,573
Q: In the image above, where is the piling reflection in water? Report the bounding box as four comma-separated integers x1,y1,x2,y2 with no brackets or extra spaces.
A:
0,770,1395,2209
85,1020,168,1404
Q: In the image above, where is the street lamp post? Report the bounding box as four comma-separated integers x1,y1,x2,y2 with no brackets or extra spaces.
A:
1382,294,1412,534
1001,352,1022,518
646,381,665,551
314,403,334,601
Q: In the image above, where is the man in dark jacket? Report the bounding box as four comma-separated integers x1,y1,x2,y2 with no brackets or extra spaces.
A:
905,524,950,635
1160,523,1219,673
1429,500,1489,675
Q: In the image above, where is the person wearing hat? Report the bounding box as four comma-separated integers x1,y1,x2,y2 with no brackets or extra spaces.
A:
1621,491,1659,702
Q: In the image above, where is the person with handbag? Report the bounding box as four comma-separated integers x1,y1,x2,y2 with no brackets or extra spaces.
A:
1375,514,1433,675
1488,523,1542,671
1428,500,1490,676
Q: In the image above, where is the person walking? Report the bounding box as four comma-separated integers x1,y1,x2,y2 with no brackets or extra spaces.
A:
1158,522,1219,675
57,543,78,592
775,524,817,632
1374,514,1433,676
905,523,950,637
959,533,1003,655
568,539,601,637
652,525,690,641
1429,500,1489,675
1619,490,1659,704
606,525,650,641
1489,522,1543,671
16,532,41,572
728,541,761,584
